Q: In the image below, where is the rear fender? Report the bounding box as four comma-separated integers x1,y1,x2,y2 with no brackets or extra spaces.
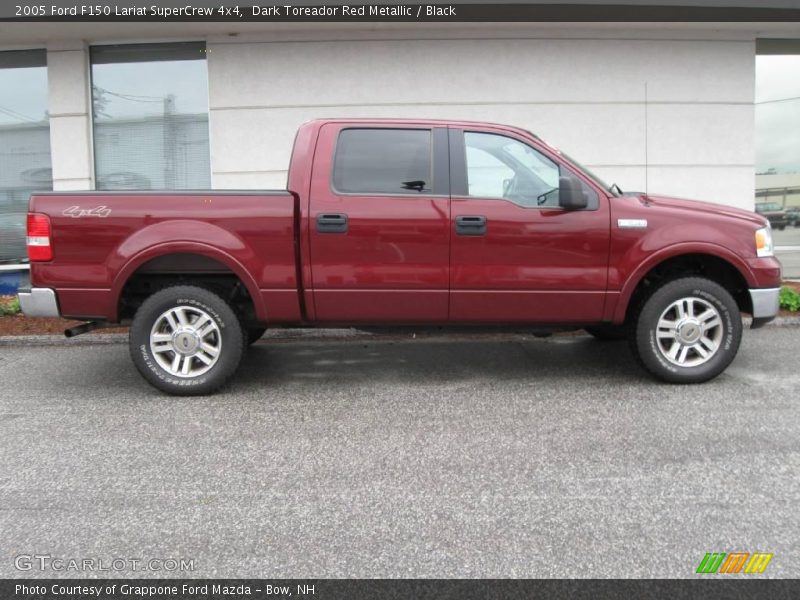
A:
110,221,266,322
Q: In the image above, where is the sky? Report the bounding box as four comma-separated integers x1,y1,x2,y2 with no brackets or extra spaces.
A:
0,66,48,126
755,55,800,175
0,59,209,128
91,60,209,120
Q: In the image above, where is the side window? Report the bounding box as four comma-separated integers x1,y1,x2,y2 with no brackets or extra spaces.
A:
464,147,514,198
464,132,597,209
333,128,432,195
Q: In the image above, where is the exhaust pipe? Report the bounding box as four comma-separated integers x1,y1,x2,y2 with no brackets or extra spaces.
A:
64,321,103,338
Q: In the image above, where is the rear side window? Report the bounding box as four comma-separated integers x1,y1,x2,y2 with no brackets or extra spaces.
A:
333,128,432,194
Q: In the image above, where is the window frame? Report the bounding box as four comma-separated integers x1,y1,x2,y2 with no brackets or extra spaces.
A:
88,41,211,192
449,127,601,212
330,126,450,198
0,48,51,265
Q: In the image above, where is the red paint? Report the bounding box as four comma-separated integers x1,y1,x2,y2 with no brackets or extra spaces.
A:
449,125,611,323
28,118,782,326
307,123,449,322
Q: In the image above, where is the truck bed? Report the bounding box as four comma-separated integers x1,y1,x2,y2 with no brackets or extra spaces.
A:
28,190,301,323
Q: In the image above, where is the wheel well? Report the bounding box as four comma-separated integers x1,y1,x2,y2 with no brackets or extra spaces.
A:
624,254,752,321
118,253,258,325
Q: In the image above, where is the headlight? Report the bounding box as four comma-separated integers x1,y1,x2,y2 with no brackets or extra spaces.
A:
755,226,774,258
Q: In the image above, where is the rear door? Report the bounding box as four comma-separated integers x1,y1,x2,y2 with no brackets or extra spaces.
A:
308,123,450,323
448,127,611,323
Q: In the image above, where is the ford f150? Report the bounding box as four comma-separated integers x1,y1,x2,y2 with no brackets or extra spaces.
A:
18,119,782,394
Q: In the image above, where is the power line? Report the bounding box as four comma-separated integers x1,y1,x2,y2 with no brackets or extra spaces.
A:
0,105,38,122
756,95,800,105
93,85,164,103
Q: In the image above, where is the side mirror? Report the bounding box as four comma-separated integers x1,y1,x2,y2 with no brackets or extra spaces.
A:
558,175,588,210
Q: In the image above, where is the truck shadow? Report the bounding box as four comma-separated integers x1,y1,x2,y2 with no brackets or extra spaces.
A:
235,335,643,389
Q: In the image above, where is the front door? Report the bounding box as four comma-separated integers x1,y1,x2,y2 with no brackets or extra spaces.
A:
308,123,450,323
448,128,610,323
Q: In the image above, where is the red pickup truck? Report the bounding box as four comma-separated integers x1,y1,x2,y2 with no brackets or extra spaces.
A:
19,119,781,395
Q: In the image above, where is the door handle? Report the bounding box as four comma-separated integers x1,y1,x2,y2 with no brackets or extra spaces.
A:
455,215,487,236
316,213,348,234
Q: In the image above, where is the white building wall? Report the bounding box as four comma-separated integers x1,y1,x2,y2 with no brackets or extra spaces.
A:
207,31,756,209
46,42,94,191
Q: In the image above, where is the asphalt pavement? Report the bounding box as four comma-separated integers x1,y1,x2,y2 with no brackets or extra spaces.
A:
1,327,799,578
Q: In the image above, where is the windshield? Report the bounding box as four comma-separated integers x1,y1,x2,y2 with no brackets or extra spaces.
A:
558,151,616,195
523,130,618,195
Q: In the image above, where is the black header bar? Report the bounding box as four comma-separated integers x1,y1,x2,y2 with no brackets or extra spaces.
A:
3,579,800,600
4,2,800,22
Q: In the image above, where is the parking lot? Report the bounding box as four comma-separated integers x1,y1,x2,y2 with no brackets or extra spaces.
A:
775,226,800,278
1,327,799,578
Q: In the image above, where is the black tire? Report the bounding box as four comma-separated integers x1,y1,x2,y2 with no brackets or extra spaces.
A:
247,327,267,346
129,285,244,395
629,277,742,384
585,323,627,341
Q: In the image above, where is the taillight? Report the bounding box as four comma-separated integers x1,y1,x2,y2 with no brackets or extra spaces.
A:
26,213,53,261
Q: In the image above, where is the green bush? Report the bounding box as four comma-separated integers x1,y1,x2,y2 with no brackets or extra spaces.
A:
779,287,800,312
0,295,21,316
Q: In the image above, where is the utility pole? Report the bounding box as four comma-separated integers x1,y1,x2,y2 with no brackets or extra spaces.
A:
163,94,177,188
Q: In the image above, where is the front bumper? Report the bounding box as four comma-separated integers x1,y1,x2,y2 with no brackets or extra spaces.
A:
749,287,781,329
17,287,60,318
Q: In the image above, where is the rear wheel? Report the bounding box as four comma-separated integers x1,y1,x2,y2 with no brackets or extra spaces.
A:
129,285,244,395
247,327,267,346
629,277,742,384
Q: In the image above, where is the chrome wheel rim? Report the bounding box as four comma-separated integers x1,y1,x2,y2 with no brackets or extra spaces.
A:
655,296,723,367
149,306,221,378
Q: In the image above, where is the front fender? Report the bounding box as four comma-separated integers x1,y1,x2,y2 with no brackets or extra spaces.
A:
612,241,757,322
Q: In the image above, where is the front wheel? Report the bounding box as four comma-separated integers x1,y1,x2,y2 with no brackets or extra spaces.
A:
129,285,244,395
629,277,742,384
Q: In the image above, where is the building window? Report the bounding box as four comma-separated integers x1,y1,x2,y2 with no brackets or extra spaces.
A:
0,50,51,264
756,40,800,278
332,129,432,194
90,42,210,190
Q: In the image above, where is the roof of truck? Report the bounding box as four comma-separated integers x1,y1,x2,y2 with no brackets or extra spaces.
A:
300,117,542,140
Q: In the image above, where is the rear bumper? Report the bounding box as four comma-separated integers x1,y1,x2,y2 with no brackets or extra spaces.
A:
17,287,60,318
749,287,780,329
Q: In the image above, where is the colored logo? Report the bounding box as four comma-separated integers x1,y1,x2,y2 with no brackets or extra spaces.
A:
696,552,773,574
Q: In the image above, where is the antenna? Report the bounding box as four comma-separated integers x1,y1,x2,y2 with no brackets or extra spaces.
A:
644,81,649,197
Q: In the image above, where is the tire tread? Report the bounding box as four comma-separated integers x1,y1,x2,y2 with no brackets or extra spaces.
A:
129,285,244,395
629,277,742,384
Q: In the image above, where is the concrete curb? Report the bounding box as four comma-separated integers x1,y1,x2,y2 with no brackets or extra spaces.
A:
1,318,798,347
761,316,800,327
0,333,128,346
